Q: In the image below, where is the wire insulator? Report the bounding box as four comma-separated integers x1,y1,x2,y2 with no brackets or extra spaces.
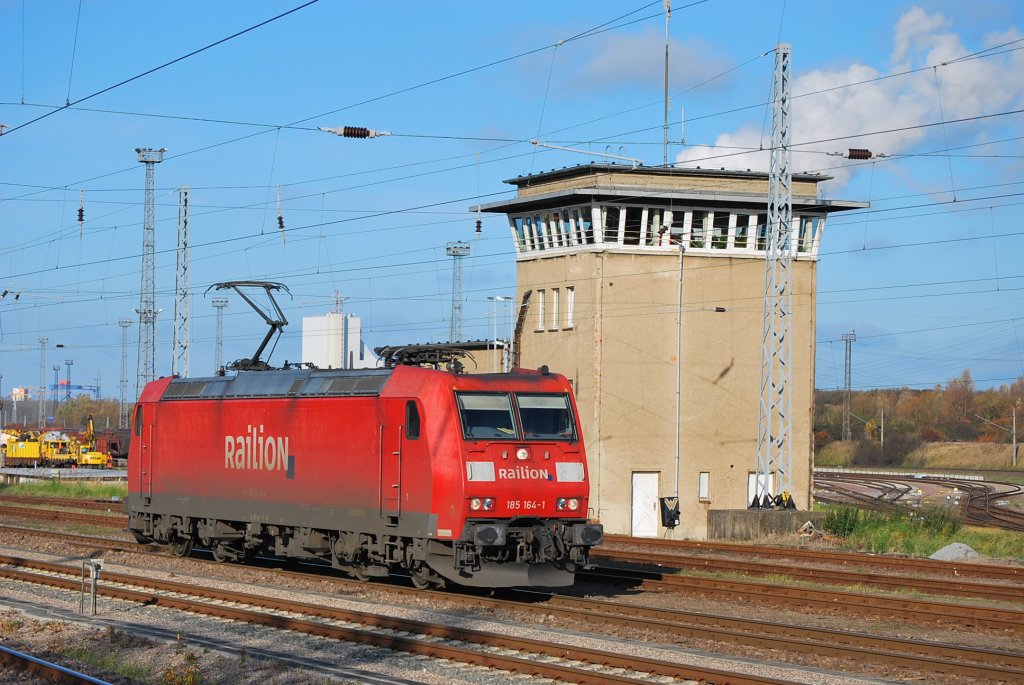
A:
277,215,285,230
343,126,371,138
847,148,872,160
77,207,84,222
475,219,482,235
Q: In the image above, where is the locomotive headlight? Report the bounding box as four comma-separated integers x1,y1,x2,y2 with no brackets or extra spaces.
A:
556,498,567,510
556,497,580,511
469,497,495,512
470,497,482,511
482,497,495,511
516,447,529,461
567,498,580,511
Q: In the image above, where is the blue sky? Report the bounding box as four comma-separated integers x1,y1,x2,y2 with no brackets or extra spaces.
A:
1,0,1023,402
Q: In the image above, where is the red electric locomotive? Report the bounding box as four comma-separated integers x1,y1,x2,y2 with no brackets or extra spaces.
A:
126,357,603,588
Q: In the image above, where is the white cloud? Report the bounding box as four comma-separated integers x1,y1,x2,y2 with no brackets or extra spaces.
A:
675,8,1024,190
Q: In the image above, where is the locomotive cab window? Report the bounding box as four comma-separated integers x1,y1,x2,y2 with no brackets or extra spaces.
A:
405,400,421,440
516,393,575,441
456,393,517,440
133,406,143,436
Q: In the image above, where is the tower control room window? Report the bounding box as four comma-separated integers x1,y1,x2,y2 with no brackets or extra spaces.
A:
603,205,621,243
690,210,708,248
623,207,643,245
579,206,594,244
755,213,769,250
711,212,729,249
734,213,751,248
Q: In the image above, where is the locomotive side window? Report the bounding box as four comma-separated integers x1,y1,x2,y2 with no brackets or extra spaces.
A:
405,400,421,440
133,406,143,436
516,393,576,441
456,393,517,440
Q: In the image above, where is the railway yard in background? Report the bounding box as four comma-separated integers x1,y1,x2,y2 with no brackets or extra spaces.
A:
0,473,1022,684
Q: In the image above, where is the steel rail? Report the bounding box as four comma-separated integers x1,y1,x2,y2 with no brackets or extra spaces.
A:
0,494,122,512
0,644,112,684
0,504,124,527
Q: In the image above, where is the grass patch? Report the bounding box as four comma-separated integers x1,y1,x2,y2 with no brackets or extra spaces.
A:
0,479,126,501
819,504,1024,560
64,645,153,682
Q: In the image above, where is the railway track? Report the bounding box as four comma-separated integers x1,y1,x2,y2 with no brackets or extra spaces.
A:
3,503,1023,628
602,533,1024,581
815,472,1024,532
4,524,1024,681
8,502,1022,606
0,552,806,685
592,547,1024,602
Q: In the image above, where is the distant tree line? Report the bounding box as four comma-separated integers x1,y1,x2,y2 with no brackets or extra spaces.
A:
2,394,123,432
815,370,1023,465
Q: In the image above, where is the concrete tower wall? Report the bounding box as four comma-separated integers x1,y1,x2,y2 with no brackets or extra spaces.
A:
516,250,816,538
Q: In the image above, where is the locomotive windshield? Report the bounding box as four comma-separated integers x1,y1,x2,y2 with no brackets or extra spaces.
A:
456,393,517,439
517,393,576,441
455,391,576,441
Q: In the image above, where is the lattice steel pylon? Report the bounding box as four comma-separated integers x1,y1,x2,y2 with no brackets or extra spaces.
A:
118,319,131,429
134,147,166,397
37,336,48,426
842,331,856,441
212,298,229,373
446,241,470,342
172,186,191,378
754,43,794,509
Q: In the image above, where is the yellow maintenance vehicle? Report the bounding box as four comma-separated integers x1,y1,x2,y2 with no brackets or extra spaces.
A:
1,430,76,467
74,415,113,468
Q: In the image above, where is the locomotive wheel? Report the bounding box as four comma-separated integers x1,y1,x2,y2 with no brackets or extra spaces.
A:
409,563,442,590
211,545,232,563
169,536,193,558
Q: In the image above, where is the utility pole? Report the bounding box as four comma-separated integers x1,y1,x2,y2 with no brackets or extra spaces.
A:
64,359,73,401
1007,403,1015,466
212,298,229,373
37,336,48,426
51,365,60,424
446,241,470,342
172,186,191,378
754,43,793,509
134,147,166,397
842,331,856,441
118,319,132,429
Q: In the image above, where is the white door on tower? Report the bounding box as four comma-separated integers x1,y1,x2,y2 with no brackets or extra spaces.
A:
631,472,659,537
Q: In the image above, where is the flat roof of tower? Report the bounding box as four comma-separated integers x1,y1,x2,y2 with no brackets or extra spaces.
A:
474,163,867,215
503,162,832,187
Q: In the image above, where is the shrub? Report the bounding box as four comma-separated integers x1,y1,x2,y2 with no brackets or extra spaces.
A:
920,506,963,536
822,506,860,536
